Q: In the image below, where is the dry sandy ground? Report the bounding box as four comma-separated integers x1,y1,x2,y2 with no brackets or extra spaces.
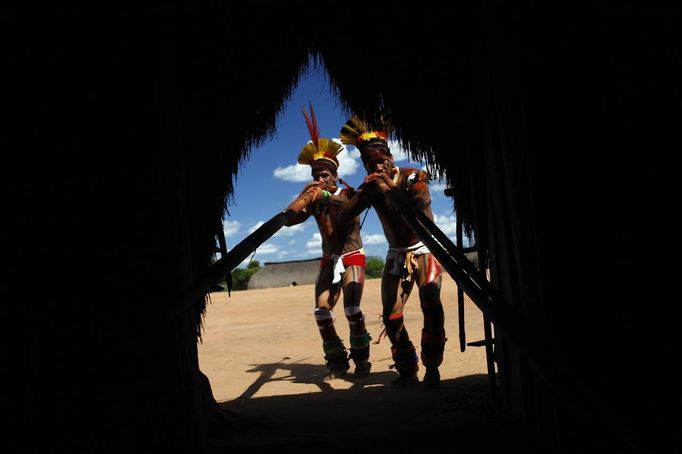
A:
199,275,526,452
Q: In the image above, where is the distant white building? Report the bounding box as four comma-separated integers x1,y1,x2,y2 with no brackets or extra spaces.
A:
248,257,322,289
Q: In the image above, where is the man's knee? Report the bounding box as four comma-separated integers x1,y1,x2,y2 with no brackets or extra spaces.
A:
314,307,333,328
344,305,364,324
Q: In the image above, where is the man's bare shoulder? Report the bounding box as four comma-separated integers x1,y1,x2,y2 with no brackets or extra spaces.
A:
396,167,430,187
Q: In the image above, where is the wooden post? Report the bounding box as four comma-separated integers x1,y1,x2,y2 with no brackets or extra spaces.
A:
167,188,319,319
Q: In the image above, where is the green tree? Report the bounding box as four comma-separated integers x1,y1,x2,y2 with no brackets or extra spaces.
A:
230,260,261,290
365,256,385,279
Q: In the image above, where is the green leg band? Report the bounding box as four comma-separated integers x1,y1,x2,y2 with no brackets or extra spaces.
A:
350,331,371,349
323,338,346,356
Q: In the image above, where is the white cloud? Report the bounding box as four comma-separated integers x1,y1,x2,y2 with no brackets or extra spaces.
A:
337,146,360,178
255,243,279,254
387,139,414,162
275,222,306,237
362,233,387,245
273,163,311,182
433,213,457,236
430,181,448,193
365,248,386,258
273,141,361,182
288,239,296,245
429,181,449,198
223,220,240,236
306,232,322,250
304,232,324,256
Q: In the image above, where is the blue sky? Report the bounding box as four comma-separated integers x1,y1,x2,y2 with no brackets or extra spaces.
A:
223,64,459,267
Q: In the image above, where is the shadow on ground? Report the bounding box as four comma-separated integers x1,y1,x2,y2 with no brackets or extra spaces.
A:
237,357,400,397
207,362,534,453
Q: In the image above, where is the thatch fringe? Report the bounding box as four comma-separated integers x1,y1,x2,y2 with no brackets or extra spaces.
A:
172,4,316,336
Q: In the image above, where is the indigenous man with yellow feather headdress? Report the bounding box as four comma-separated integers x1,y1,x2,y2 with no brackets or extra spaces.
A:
338,116,445,388
285,106,371,378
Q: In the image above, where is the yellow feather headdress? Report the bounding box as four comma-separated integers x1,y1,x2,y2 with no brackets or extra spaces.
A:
339,115,393,161
339,115,393,162
297,103,343,169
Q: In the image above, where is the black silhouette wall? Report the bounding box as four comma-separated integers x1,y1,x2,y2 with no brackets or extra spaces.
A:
8,4,678,452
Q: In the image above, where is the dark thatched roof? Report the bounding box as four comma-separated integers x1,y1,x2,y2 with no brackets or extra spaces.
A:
7,3,679,452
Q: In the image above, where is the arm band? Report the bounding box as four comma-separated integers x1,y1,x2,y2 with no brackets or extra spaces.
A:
320,190,331,204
